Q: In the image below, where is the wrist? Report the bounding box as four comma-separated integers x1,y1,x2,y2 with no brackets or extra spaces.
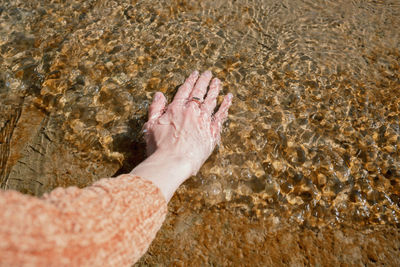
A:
151,148,202,175
151,148,188,165
130,149,194,202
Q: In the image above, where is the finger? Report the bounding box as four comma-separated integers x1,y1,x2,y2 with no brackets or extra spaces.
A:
173,70,199,101
148,92,167,121
189,70,212,100
202,78,221,115
212,93,233,138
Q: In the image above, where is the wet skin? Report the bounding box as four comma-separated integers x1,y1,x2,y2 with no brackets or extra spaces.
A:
131,71,233,201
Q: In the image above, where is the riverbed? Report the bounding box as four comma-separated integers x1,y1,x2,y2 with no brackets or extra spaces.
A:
1,0,399,265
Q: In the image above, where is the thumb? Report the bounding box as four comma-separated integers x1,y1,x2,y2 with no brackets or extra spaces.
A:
211,93,233,141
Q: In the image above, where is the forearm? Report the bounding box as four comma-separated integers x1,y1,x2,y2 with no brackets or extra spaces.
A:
130,150,194,202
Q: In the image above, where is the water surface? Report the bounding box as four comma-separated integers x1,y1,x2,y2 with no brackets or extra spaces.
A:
1,0,399,265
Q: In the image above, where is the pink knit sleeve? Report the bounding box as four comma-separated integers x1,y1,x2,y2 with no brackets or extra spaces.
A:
0,174,167,267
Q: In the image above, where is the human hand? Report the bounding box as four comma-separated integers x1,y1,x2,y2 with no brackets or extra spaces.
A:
143,70,233,176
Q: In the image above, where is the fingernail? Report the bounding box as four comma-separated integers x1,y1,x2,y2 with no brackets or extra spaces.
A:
154,92,161,100
204,70,212,76
228,93,233,100
215,78,220,85
192,70,199,76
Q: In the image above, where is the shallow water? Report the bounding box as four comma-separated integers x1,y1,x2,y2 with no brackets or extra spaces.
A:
1,0,400,264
